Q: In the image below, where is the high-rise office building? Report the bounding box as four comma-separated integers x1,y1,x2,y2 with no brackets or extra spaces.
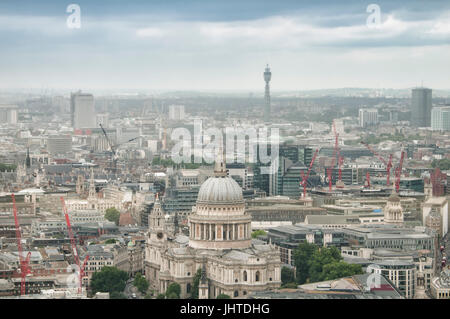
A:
359,108,378,128
168,104,185,121
411,87,432,127
47,135,72,155
0,105,18,124
70,91,96,129
431,106,450,131
263,64,271,122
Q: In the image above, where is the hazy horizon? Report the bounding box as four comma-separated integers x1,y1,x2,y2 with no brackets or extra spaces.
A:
1,0,450,91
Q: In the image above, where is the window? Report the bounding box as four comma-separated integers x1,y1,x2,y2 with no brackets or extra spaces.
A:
187,283,191,293
243,271,247,281
255,271,260,282
234,291,239,297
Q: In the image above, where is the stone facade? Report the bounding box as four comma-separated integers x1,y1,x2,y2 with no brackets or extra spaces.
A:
145,151,281,298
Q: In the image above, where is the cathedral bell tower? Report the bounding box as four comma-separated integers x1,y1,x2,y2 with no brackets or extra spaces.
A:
149,194,167,242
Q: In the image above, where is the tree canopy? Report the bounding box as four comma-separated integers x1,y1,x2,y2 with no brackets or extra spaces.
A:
216,294,231,299
292,242,362,284
104,207,120,225
281,266,295,285
133,272,149,294
293,242,317,284
251,229,267,238
432,158,450,171
166,282,181,298
90,266,128,296
190,268,202,299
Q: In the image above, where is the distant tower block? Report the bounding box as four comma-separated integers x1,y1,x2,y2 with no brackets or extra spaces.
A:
263,64,272,123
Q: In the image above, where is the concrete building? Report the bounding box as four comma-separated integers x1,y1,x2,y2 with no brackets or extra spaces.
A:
168,105,185,121
0,105,18,125
359,108,378,128
411,87,432,127
367,260,416,298
430,268,450,299
249,273,403,299
71,91,95,129
422,197,448,238
383,190,404,225
47,135,72,155
341,225,435,253
431,106,450,131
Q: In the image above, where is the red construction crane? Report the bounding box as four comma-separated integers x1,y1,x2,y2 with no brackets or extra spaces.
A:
386,154,393,186
60,197,89,293
431,167,446,196
364,171,371,188
300,149,319,198
395,151,405,193
325,121,340,191
11,194,32,296
361,141,393,186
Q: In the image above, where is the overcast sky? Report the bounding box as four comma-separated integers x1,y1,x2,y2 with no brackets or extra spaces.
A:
0,0,449,91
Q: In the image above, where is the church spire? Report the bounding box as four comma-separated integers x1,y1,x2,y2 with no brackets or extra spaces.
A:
214,144,227,177
88,167,96,200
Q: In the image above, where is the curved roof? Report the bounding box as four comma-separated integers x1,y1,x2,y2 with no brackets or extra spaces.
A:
197,176,243,204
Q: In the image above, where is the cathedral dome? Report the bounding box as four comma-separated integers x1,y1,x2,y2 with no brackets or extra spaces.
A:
197,176,243,204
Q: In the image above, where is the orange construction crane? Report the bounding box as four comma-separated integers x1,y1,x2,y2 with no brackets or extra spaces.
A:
60,197,89,293
11,194,32,296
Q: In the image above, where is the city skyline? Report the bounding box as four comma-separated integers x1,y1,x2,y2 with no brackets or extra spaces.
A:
0,0,449,91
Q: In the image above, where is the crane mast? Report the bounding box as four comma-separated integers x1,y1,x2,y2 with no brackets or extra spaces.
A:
300,149,318,198
60,196,89,293
361,141,393,186
395,151,405,193
11,194,32,295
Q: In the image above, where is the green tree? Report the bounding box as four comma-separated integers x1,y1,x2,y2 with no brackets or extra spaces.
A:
90,266,128,295
292,242,318,284
321,261,364,281
166,282,181,298
104,207,120,225
166,292,178,299
251,229,267,238
281,282,298,289
156,293,165,299
105,239,116,244
216,294,231,299
308,246,342,283
432,159,450,171
190,268,202,299
0,163,16,172
133,272,149,294
281,266,295,285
